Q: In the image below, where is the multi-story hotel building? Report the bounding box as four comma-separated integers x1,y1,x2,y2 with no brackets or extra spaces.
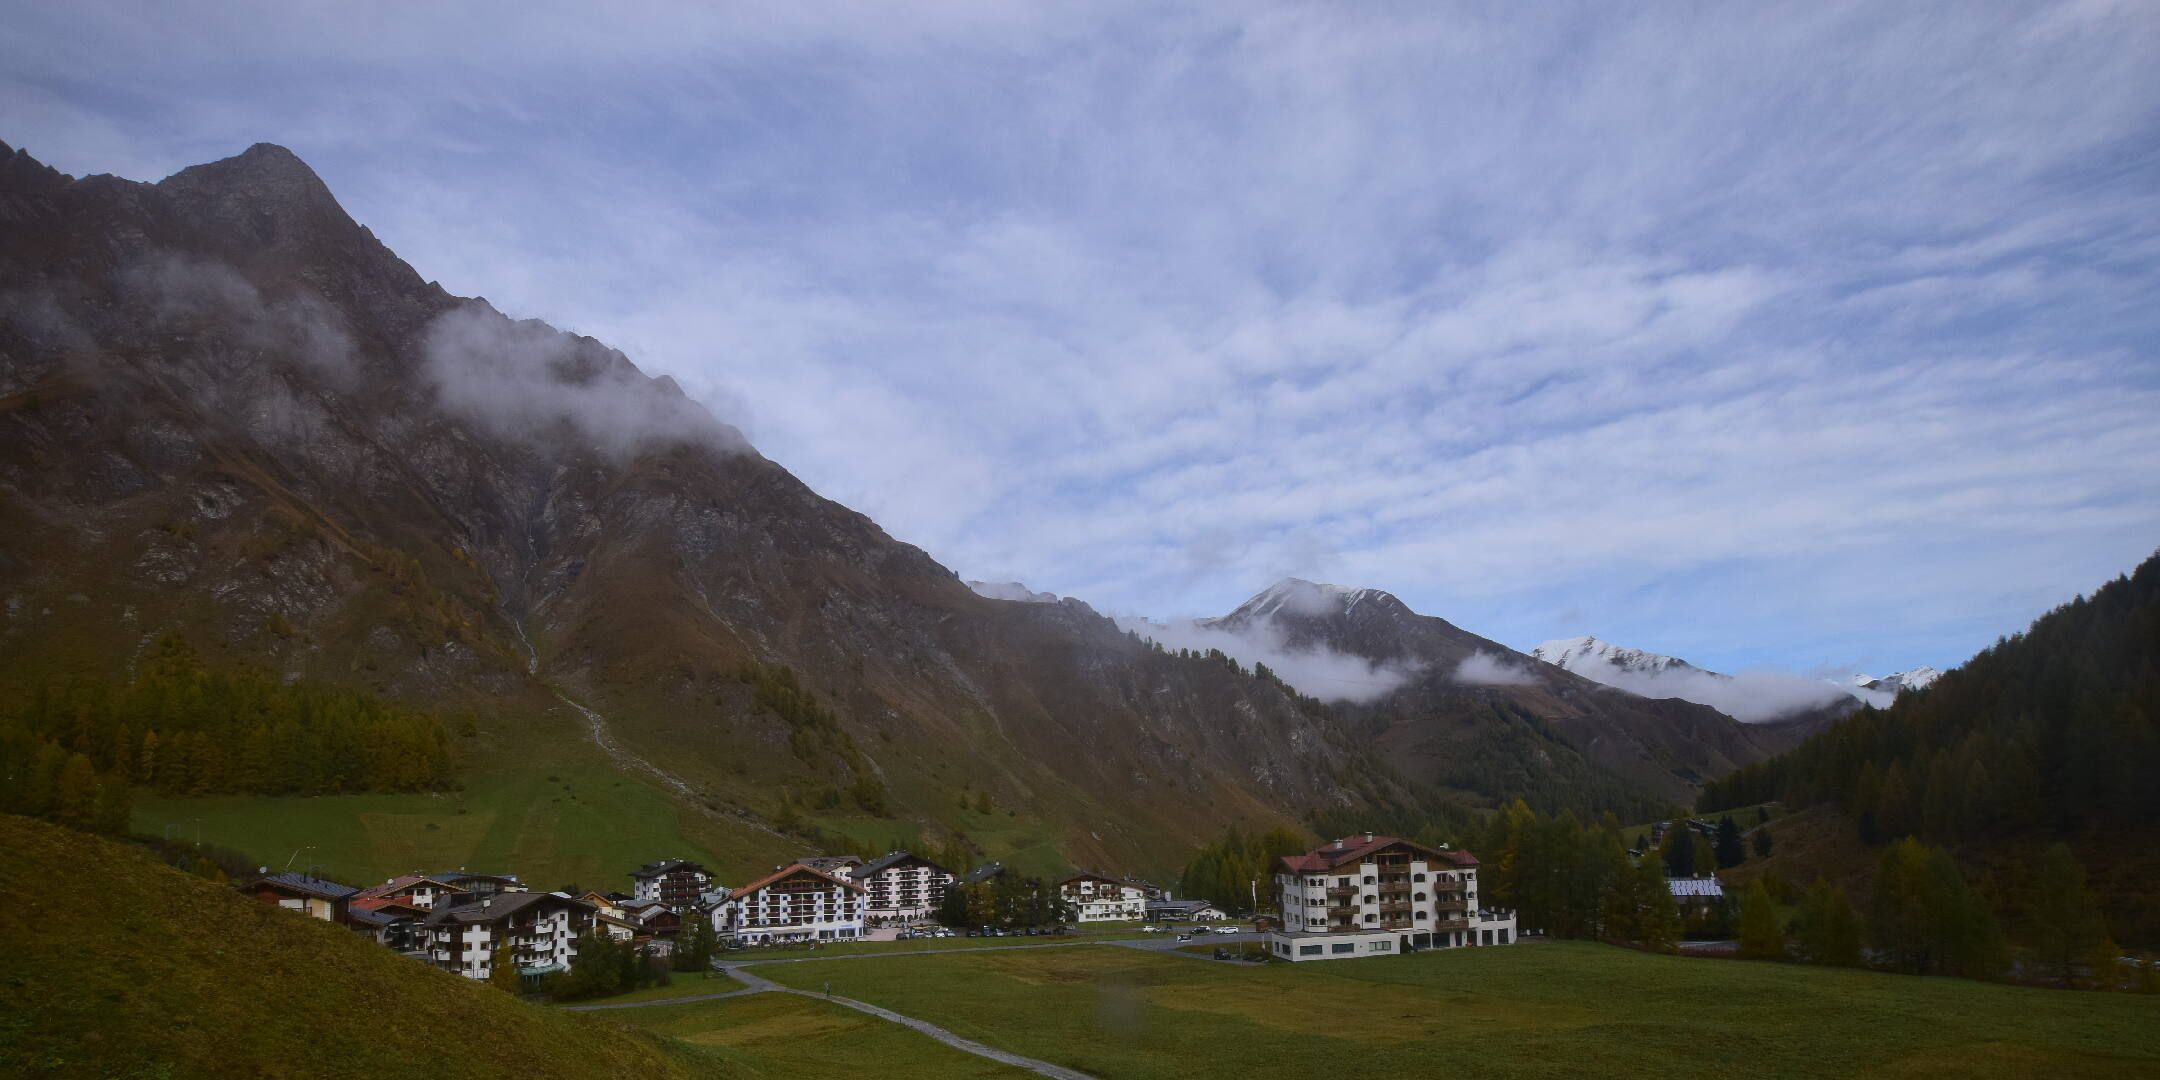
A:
855,851,956,925
630,859,712,912
712,862,866,944
420,891,597,980
1267,833,1516,962
1058,872,1147,922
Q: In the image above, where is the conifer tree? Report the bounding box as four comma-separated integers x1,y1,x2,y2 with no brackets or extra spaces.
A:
1737,880,1783,961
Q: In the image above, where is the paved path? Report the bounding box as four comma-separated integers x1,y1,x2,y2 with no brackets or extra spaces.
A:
725,966,1097,1080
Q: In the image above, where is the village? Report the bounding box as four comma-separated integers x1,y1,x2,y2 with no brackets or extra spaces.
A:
234,831,1596,987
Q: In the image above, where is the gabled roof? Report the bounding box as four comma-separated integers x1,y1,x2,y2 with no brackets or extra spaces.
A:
352,896,427,916
347,906,399,928
251,873,358,901
858,851,952,879
354,873,467,901
1275,835,1479,875
1059,872,1136,890
731,861,865,898
424,891,593,927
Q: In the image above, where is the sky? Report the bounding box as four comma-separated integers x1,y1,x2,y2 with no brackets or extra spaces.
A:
5,1,2158,680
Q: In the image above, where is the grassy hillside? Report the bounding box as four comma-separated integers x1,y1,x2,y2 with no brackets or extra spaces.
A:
748,942,2160,1079
0,814,708,1078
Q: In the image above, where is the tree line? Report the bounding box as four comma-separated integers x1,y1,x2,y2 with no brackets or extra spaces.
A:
1700,549,2159,943
0,637,456,825
936,869,1073,928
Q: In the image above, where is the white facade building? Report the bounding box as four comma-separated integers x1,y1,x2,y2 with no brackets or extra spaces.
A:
1059,873,1147,922
855,851,957,925
714,863,866,944
1267,834,1518,962
421,892,597,980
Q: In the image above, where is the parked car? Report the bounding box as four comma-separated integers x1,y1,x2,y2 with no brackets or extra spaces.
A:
1214,926,1243,935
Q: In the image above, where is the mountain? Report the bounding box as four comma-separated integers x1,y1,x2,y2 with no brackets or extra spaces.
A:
1531,635,1706,679
1531,633,1963,736
966,580,1058,604
1701,547,2160,946
0,141,1435,878
1205,579,1782,814
1853,667,1943,694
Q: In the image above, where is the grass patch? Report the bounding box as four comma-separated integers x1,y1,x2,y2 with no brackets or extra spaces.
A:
621,992,1028,1077
131,760,777,891
752,941,2160,1080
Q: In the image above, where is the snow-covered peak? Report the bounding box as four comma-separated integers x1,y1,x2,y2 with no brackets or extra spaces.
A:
1531,636,1704,679
1229,578,1396,621
1852,666,1943,694
966,580,1057,604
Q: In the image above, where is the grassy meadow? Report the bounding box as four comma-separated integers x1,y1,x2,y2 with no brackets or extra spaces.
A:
621,993,1029,1078
745,941,2160,1079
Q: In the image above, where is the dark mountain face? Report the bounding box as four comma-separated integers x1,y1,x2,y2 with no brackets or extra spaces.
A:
1211,579,1782,811
0,141,1392,874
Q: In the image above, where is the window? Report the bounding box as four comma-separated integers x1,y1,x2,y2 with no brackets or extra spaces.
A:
1364,914,1377,923
1331,942,1355,954
1415,911,1428,920
1373,941,1391,952
1301,945,1322,956
1500,929,1510,944
1414,873,1426,883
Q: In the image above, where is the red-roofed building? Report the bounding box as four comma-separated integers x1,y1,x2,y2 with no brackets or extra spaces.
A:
1267,833,1515,962
711,862,866,945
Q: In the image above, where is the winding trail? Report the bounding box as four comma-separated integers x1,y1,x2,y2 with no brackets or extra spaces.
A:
555,692,789,841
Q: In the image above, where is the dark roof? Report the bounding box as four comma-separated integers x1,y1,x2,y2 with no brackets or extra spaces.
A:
424,891,592,927
1059,872,1133,889
347,907,398,928
354,874,467,900
1146,899,1220,914
1276,835,1479,875
252,873,358,900
858,851,952,879
430,871,521,886
966,861,1005,884
731,862,865,898
632,859,707,880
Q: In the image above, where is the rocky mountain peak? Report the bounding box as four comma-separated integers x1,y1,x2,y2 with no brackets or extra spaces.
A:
154,142,363,255
1225,578,1406,624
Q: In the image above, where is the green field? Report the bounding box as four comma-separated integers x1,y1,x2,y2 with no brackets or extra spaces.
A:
129,760,771,891
744,942,2160,1079
623,993,1027,1078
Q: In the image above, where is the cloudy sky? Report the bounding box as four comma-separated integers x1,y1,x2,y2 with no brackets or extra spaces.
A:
6,1,2158,679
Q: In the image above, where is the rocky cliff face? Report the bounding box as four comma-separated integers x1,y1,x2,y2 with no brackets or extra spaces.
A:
0,141,1394,873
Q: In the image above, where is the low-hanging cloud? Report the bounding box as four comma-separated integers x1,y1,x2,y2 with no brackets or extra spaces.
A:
1453,650,1539,687
1559,663,1861,724
117,253,357,381
1115,613,1416,704
421,304,743,460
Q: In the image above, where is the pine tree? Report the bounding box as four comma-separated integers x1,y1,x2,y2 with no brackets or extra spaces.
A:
54,752,98,829
1792,880,1861,967
1752,827,1773,859
1737,881,1783,961
1714,816,1745,869
490,943,521,992
2028,843,2115,988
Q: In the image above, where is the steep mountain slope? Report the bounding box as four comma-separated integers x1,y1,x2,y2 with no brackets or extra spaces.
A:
1701,547,2160,945
0,814,709,1078
1208,579,1781,813
0,141,1409,877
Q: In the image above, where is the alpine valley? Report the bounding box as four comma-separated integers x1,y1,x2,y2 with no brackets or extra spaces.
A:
0,141,1846,885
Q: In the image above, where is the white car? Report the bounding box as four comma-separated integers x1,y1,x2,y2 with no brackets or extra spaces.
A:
1213,926,1243,935
1141,925,1165,933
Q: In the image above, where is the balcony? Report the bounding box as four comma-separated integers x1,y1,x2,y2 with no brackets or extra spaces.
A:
1326,885,1357,899
1433,918,1470,932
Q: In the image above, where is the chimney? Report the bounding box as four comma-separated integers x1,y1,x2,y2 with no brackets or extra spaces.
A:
1362,832,1374,843
1332,839,1344,850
